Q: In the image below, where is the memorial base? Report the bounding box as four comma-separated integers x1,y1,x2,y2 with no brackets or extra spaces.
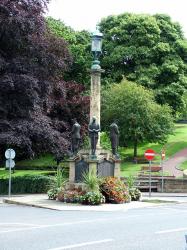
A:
68,149,121,184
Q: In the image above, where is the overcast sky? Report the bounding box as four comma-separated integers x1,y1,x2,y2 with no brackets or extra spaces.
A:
48,0,187,37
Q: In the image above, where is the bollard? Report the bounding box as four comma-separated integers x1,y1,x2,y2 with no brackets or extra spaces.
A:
185,234,187,250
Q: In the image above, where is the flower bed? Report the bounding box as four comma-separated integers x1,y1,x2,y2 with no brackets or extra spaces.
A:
100,177,130,204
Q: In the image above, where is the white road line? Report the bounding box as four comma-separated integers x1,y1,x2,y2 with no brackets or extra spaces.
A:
155,227,187,234
0,218,119,234
47,239,114,250
0,223,41,226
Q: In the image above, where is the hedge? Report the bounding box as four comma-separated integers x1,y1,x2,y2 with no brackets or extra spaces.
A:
0,175,53,194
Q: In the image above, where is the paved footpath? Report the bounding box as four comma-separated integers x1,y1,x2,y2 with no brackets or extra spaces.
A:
2,193,187,211
163,148,187,177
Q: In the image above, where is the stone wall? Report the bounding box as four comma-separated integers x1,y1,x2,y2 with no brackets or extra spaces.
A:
157,178,187,193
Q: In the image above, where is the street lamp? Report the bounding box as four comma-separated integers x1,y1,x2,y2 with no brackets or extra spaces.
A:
91,27,103,70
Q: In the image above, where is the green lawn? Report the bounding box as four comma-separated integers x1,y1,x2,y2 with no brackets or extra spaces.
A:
121,123,187,177
0,169,55,178
179,160,187,171
121,162,142,177
16,154,56,167
120,124,187,161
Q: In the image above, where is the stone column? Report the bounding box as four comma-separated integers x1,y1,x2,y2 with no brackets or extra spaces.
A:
114,160,121,179
68,160,75,183
89,160,98,176
90,68,104,147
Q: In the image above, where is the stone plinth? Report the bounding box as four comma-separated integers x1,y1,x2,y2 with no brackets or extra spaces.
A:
68,150,121,184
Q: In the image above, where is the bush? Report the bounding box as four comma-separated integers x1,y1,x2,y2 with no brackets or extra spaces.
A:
47,168,67,200
80,191,105,205
126,175,141,201
129,188,141,201
58,188,85,203
100,177,130,204
47,187,60,200
82,169,101,192
0,175,53,194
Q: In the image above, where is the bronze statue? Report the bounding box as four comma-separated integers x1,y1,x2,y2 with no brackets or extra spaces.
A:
71,118,81,155
110,121,119,156
88,116,100,156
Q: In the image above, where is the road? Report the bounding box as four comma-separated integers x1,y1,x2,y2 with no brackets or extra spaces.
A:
0,203,187,250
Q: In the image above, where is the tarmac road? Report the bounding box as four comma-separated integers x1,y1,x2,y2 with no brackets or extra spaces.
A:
0,203,187,250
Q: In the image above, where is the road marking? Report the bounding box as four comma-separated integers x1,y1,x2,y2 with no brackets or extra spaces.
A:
0,223,41,226
155,227,187,234
0,218,121,234
47,239,114,250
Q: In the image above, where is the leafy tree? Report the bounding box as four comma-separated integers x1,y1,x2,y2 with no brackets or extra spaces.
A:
46,17,92,86
99,13,187,113
0,0,89,161
101,80,174,157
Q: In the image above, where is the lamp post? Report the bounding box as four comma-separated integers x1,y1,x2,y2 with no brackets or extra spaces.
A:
90,28,104,148
91,28,103,70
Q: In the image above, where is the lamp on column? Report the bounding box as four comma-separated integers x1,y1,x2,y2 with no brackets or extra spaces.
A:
91,27,103,70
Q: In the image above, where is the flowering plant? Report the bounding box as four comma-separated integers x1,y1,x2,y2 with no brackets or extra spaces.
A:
58,188,85,203
100,177,130,204
80,191,105,205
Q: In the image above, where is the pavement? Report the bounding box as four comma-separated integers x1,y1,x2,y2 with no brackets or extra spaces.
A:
2,192,187,211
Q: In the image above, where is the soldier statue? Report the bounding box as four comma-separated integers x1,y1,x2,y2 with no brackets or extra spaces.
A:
88,116,100,156
110,121,119,157
71,118,81,155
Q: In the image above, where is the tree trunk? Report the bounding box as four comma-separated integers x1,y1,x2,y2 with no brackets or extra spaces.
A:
133,139,138,158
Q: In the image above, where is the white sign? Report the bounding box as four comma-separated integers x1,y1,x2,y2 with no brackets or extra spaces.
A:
5,149,16,160
6,159,15,169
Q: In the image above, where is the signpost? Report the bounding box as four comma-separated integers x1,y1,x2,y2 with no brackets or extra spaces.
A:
144,149,155,197
5,149,16,197
161,149,166,193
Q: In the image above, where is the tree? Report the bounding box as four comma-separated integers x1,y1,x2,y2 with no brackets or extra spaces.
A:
101,80,174,157
99,13,187,113
0,0,89,160
46,17,92,86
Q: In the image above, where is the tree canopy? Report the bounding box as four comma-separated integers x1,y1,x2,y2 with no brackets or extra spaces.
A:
46,17,92,86
0,0,89,160
101,80,174,157
99,13,187,114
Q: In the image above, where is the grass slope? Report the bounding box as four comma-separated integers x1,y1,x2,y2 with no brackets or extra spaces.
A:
121,123,187,177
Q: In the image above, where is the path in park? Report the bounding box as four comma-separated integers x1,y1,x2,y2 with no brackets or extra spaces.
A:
163,148,187,177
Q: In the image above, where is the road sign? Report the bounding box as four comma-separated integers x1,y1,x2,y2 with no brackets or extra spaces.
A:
5,149,16,160
144,149,155,161
161,150,165,160
6,159,15,169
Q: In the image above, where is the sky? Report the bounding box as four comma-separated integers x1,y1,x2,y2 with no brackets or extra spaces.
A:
47,0,187,37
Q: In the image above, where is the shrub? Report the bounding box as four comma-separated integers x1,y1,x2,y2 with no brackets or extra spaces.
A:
47,187,60,200
82,169,101,192
0,175,53,194
100,132,111,150
58,188,85,203
129,188,141,201
80,191,105,205
100,177,130,204
126,175,141,201
47,168,67,200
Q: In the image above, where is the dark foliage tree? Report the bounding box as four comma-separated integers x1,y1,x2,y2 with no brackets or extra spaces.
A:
0,0,89,161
